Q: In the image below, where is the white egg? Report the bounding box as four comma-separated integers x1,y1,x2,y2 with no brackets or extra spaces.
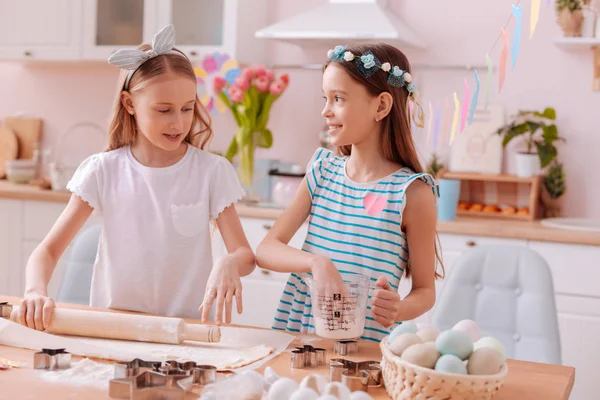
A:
349,391,374,400
416,326,441,342
474,336,506,362
452,319,481,341
323,382,351,400
388,321,418,345
300,374,328,395
268,377,299,400
317,396,339,400
290,387,319,400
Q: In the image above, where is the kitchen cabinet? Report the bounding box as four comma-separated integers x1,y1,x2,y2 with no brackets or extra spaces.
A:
0,0,83,60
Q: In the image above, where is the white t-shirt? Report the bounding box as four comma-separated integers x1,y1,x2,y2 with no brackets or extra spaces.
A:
66,144,245,318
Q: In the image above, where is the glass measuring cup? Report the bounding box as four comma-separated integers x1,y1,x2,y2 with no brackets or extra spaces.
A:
305,273,372,340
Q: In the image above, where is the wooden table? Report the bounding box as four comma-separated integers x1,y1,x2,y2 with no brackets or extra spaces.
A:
0,296,575,399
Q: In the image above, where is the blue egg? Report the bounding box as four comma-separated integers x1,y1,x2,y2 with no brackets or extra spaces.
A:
435,354,468,375
435,330,473,360
387,321,418,346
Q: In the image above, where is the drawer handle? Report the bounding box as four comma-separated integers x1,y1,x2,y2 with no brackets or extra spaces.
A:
261,270,270,275
262,224,273,230
466,241,477,247
190,51,198,56
24,50,32,57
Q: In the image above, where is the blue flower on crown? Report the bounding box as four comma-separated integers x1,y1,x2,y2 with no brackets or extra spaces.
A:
392,66,404,77
361,53,376,69
407,83,416,93
327,45,347,61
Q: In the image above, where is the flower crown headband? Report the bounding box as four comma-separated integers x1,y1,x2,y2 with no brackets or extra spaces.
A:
327,45,416,95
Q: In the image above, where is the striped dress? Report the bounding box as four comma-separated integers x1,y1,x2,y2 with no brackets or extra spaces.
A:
272,147,439,342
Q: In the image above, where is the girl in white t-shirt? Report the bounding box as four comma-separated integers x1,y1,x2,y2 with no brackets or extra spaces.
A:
17,25,255,330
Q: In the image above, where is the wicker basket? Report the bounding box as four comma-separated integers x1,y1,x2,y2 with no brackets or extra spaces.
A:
380,337,508,400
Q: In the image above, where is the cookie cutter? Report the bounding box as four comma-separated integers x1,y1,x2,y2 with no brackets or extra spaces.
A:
334,340,359,356
329,358,382,392
33,348,71,370
290,345,327,369
109,359,217,399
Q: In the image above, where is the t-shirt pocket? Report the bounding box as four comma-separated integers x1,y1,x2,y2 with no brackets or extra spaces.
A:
170,201,208,237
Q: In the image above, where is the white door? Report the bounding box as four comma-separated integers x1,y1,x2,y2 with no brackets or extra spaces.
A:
0,0,82,60
155,0,237,61
82,0,159,60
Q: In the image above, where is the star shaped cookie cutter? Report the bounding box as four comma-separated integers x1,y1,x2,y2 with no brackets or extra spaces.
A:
290,344,327,369
329,358,383,392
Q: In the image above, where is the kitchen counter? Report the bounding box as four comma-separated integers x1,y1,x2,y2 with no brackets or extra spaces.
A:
0,296,575,400
2,179,600,246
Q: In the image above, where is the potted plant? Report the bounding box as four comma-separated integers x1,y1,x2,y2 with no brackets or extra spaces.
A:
541,160,567,218
213,66,290,189
496,107,564,178
556,0,584,36
427,153,461,221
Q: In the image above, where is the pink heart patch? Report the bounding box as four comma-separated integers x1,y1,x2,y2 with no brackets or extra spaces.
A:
363,193,388,216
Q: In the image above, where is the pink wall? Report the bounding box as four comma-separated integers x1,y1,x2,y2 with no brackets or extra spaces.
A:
0,0,598,218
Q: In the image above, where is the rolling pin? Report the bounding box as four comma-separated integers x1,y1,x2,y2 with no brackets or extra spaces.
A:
2,305,220,344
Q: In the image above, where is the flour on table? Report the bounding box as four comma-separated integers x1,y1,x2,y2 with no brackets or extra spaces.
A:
39,358,114,389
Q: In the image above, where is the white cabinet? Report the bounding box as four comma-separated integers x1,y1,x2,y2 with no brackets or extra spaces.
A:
0,199,23,295
155,0,237,62
0,0,82,60
81,0,158,60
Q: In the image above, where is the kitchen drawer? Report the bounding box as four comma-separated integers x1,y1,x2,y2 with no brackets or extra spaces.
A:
439,233,528,252
529,241,600,298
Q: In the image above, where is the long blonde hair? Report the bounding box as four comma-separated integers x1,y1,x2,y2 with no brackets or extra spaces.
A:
107,44,212,151
324,43,444,279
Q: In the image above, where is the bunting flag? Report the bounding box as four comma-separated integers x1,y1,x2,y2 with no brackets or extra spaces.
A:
531,0,541,39
460,78,470,133
450,92,460,144
468,69,480,126
499,28,509,92
512,4,523,68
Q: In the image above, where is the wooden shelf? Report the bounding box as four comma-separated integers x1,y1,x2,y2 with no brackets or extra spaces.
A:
438,171,536,184
554,37,600,91
456,210,532,221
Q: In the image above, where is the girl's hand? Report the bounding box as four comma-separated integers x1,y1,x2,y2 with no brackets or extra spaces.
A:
18,291,55,331
310,255,345,289
199,256,243,325
370,276,401,328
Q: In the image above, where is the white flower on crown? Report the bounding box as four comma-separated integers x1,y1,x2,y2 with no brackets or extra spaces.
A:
381,62,391,72
403,72,412,83
344,51,355,61
327,49,334,59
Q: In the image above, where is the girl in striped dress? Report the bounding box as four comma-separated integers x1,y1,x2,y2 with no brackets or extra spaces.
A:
256,43,443,343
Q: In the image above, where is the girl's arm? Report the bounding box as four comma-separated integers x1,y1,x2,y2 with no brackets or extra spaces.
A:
256,178,345,286
199,204,255,324
20,194,94,330
371,179,438,327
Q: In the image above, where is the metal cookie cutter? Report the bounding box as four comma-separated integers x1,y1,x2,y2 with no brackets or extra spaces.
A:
329,358,382,392
290,345,327,369
109,359,217,399
334,340,359,356
34,348,71,370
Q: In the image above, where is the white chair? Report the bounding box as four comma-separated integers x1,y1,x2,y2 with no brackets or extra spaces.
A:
430,245,562,365
55,224,101,305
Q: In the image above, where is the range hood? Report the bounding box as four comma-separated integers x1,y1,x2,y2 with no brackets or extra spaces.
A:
255,0,426,49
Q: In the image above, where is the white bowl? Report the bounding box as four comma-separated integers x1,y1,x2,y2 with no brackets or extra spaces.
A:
5,159,36,184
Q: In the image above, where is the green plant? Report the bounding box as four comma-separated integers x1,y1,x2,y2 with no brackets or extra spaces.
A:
496,107,565,168
543,160,566,199
556,0,583,13
427,153,445,178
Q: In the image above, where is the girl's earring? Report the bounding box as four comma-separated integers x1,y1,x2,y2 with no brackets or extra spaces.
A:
375,117,380,122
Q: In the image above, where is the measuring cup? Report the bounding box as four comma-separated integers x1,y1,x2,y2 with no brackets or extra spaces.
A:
305,273,372,340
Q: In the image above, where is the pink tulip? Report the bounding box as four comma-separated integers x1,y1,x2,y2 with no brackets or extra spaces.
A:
213,76,227,94
242,68,254,81
269,81,286,96
279,73,290,85
263,69,274,81
229,86,244,103
253,65,267,78
254,76,271,93
234,75,250,91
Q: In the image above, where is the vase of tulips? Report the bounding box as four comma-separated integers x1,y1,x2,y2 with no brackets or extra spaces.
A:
213,66,290,189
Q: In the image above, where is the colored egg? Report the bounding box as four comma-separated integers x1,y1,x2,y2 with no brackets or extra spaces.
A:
467,347,504,375
389,333,422,357
388,321,418,345
474,336,506,363
417,326,441,342
435,354,468,375
452,319,481,341
401,342,440,369
436,330,473,360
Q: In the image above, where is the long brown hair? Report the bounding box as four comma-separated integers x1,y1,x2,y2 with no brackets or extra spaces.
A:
107,44,212,151
324,43,444,279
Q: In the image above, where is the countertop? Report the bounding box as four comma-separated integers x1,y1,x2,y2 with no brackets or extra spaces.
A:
2,179,600,246
0,295,576,400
